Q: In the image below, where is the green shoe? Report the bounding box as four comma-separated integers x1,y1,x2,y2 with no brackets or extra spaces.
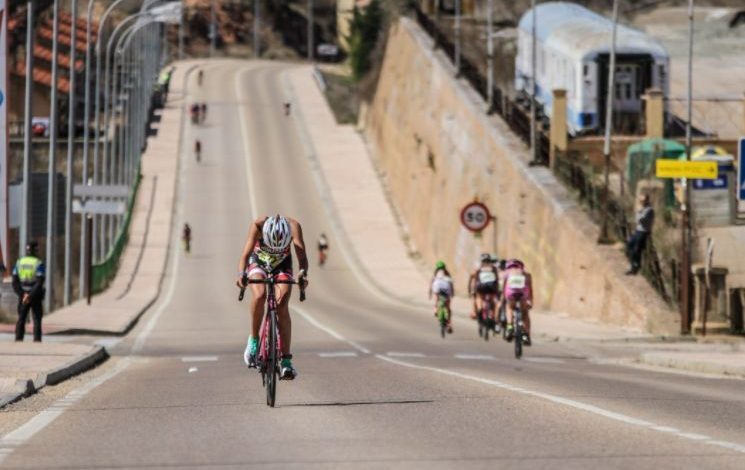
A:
244,337,258,368
280,357,297,380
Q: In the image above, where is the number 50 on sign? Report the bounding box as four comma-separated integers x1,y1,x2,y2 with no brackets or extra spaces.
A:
460,202,492,232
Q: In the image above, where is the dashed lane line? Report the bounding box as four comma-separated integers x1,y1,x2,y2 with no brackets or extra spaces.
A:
318,352,359,358
454,354,496,361
181,356,219,362
386,352,426,358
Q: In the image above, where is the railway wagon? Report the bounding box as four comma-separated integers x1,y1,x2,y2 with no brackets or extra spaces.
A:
515,2,669,135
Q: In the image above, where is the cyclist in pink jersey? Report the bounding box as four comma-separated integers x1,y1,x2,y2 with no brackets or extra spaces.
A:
499,259,533,345
237,215,308,379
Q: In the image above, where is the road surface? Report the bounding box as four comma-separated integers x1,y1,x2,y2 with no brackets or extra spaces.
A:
1,60,744,469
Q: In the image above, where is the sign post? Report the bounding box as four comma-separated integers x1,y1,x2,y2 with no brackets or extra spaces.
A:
460,201,497,255
738,138,745,207
655,160,718,179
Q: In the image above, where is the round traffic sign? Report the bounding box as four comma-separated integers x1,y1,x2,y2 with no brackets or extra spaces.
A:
460,201,491,232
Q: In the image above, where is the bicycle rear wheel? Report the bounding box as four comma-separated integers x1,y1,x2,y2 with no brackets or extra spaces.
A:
266,311,278,407
514,312,523,359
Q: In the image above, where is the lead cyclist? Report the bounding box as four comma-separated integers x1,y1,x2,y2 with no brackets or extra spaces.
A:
236,215,308,379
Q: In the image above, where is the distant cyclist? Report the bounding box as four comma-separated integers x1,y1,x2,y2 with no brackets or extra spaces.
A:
200,102,208,123
284,101,291,116
194,139,202,163
236,215,308,380
197,69,204,86
182,223,192,253
468,253,499,325
190,103,199,125
317,233,329,266
429,260,454,333
499,259,533,345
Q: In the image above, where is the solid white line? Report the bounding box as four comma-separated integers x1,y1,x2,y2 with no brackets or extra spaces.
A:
181,356,219,362
188,367,198,373
387,352,425,358
318,351,358,358
293,305,370,354
454,354,496,361
375,354,745,455
0,358,132,464
234,66,259,218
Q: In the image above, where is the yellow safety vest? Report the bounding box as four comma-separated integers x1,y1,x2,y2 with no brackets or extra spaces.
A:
16,256,42,283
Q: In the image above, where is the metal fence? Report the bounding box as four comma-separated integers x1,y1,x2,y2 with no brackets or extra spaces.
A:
553,149,674,304
412,6,549,164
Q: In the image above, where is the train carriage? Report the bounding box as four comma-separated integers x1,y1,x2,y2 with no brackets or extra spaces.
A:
515,2,669,135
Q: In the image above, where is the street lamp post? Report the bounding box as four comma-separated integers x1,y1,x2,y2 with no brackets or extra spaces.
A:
21,0,34,254
307,0,313,60
64,0,78,305
486,0,493,112
530,0,537,162
599,0,619,244
45,0,61,313
680,0,695,333
454,0,460,75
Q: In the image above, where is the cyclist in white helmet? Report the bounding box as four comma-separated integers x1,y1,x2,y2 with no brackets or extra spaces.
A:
237,215,308,379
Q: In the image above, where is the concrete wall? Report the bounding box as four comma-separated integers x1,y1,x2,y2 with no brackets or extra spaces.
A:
364,18,678,333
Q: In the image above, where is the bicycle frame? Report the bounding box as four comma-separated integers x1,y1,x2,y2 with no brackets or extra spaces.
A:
238,274,306,407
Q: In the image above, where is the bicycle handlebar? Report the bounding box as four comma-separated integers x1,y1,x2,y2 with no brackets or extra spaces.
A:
238,275,306,302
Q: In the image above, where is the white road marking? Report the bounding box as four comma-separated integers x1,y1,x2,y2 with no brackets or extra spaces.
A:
94,337,123,349
181,356,219,362
455,354,496,361
0,358,132,464
293,305,370,354
188,367,198,373
318,351,358,358
0,63,202,465
386,352,425,358
524,357,565,364
376,354,745,455
235,67,259,218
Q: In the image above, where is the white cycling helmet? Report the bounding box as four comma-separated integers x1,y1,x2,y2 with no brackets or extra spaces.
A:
262,215,292,252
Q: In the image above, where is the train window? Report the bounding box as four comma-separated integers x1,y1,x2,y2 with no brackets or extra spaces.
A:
583,65,588,77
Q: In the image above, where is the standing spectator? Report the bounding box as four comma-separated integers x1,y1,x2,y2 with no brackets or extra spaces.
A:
200,102,208,124
626,193,655,275
12,241,46,342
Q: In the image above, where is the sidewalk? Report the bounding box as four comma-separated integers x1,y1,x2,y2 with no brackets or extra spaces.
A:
0,62,191,407
0,342,107,407
286,65,745,379
40,64,186,336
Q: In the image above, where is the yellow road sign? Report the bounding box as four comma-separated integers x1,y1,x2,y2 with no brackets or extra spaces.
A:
655,160,718,179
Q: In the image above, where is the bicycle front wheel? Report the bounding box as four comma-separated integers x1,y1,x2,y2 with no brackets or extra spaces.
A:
266,311,278,407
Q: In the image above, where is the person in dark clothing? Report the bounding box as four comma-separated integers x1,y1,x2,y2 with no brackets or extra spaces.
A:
12,241,46,342
626,194,655,275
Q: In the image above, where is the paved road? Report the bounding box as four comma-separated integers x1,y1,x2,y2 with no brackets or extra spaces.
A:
2,60,745,469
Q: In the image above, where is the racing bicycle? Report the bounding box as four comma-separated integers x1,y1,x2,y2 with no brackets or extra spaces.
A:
477,292,497,341
238,273,306,407
436,293,449,339
512,294,525,359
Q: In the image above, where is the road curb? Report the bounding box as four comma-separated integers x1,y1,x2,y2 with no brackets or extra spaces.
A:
637,352,745,378
0,345,109,410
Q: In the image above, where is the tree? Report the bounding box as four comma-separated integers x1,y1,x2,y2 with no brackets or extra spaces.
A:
347,0,384,81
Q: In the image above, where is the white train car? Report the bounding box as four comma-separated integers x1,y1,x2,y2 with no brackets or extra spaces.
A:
515,2,669,135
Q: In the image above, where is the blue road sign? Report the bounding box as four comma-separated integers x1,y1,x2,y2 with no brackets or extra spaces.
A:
739,138,745,201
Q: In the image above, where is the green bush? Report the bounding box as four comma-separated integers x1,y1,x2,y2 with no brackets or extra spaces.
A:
347,0,384,81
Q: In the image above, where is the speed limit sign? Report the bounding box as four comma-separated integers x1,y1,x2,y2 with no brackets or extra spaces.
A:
460,201,492,232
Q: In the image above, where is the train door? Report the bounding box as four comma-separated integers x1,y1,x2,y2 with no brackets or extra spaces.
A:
613,64,641,112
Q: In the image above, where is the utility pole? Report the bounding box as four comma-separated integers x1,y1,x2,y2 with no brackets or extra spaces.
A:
210,0,216,57
486,0,493,112
307,0,313,60
21,0,34,253
178,1,184,59
45,0,60,313
530,0,537,162
599,0,619,244
64,0,77,305
681,0,695,334
454,0,461,75
254,0,260,58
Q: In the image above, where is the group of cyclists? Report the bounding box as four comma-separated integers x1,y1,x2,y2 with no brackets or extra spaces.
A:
429,253,533,346
190,102,208,125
